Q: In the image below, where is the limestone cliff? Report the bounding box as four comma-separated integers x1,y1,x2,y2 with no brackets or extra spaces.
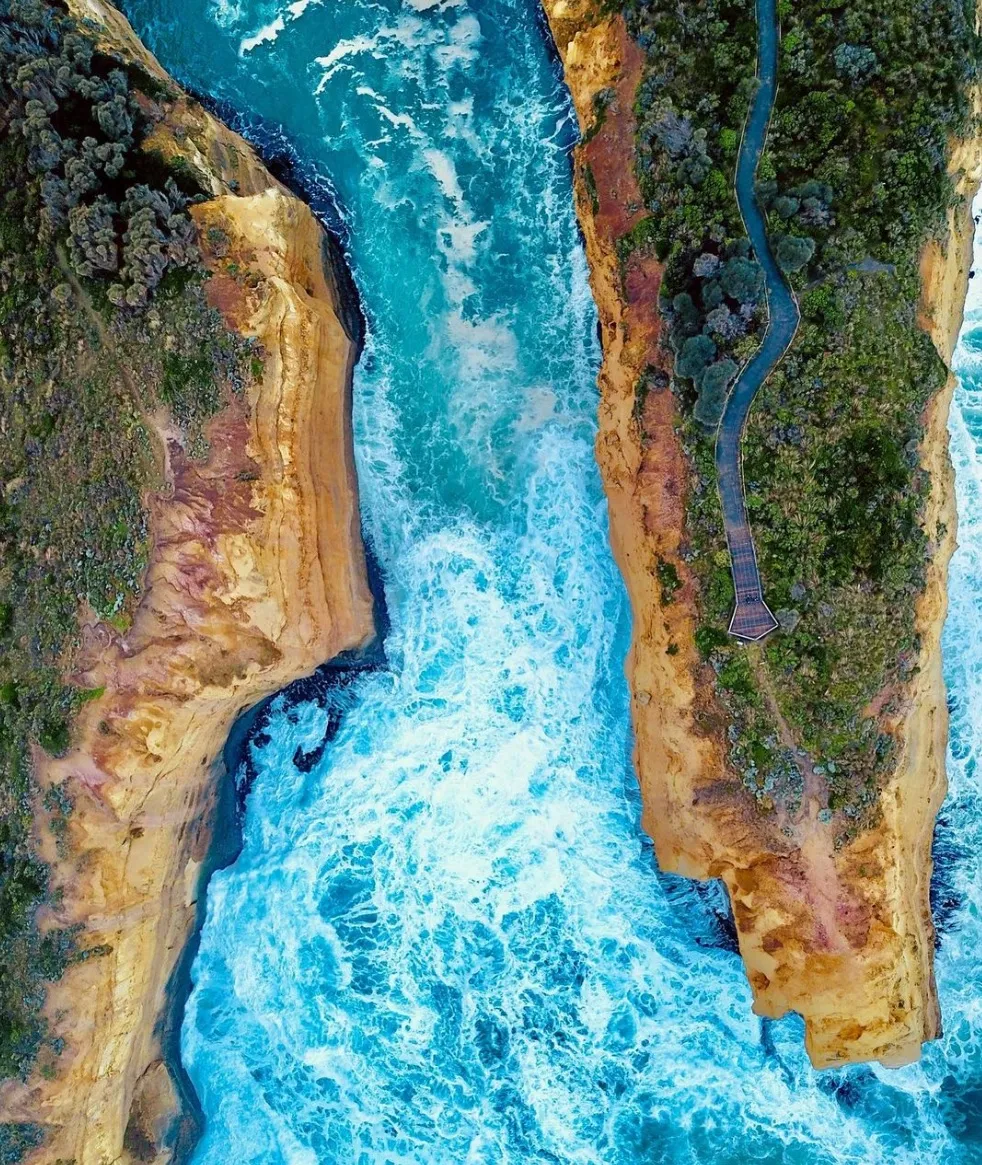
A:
0,1,374,1160
543,0,981,1067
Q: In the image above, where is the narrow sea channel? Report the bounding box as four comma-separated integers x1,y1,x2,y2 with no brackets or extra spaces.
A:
122,1,982,1159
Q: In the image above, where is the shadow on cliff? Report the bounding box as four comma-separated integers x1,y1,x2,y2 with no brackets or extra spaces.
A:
656,868,741,956
930,804,970,951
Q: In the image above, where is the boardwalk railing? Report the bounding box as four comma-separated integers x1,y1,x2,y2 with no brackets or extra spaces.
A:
713,0,799,642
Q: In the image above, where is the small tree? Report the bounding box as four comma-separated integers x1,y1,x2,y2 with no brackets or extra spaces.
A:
671,291,701,334
676,333,716,382
94,93,133,143
701,280,724,310
721,256,763,304
833,43,878,85
693,251,721,278
67,196,118,276
653,103,694,157
776,234,816,273
705,305,745,340
771,194,799,219
694,358,738,427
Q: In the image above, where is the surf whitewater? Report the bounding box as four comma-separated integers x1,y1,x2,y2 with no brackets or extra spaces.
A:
121,0,982,1159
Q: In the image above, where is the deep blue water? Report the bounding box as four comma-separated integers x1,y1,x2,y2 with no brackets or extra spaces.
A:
120,2,982,1160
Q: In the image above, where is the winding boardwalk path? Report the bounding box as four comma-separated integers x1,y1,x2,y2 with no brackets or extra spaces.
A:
716,0,799,641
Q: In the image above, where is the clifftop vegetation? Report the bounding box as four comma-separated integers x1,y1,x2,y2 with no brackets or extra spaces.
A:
621,0,979,828
0,0,254,1098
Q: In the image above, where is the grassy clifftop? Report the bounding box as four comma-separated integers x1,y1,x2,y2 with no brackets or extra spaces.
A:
620,0,979,832
0,0,256,1094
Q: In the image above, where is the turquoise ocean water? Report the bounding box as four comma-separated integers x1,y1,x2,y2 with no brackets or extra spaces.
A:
118,1,982,1159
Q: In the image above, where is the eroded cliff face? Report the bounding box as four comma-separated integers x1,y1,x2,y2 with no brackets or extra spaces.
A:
0,1,374,1160
543,0,981,1067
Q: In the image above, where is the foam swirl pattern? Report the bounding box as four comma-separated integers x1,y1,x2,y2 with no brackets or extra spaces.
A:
120,1,982,1159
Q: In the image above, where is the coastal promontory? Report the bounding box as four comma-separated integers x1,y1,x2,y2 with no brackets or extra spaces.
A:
543,0,980,1066
0,1,373,1159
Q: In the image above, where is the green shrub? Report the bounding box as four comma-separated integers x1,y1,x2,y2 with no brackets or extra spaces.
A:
676,334,716,382
0,1123,44,1165
695,358,738,427
775,233,815,273
656,558,682,604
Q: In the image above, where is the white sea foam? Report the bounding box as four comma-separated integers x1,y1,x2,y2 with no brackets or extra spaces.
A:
404,0,463,12
314,34,386,87
238,0,318,51
433,10,482,68
422,147,466,206
210,0,245,28
239,13,284,53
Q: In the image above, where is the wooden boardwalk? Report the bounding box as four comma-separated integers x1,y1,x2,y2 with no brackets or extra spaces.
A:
718,453,779,640
714,0,798,643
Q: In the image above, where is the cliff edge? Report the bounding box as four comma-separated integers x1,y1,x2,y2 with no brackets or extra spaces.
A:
543,0,981,1067
0,1,374,1160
